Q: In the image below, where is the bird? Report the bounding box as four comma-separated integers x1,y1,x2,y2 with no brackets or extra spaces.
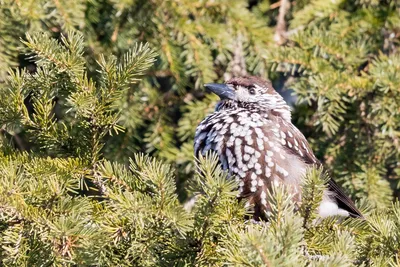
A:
194,76,363,220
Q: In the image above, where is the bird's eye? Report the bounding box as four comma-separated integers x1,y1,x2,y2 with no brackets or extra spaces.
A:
249,88,256,95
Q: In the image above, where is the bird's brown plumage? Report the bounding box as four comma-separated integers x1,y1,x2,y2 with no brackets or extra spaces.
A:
195,76,363,220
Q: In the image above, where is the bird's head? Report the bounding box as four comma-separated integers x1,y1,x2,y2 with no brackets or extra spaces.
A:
205,76,291,121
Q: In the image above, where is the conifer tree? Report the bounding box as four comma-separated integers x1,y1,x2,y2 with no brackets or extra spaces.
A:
0,0,399,266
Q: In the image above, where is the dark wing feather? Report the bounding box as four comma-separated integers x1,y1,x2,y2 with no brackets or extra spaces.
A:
328,179,363,218
277,118,363,218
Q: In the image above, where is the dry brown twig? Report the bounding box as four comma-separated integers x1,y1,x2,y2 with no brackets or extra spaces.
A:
274,0,291,45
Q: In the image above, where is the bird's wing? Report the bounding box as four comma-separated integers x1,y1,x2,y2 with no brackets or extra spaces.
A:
277,118,363,218
327,179,364,218
273,117,319,165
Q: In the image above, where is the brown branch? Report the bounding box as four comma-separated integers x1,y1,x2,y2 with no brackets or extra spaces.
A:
270,1,281,9
274,0,291,45
52,0,71,29
224,34,247,81
111,24,119,43
254,243,271,267
148,69,173,77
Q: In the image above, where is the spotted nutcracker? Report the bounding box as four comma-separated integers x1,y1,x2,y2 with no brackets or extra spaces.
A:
194,76,362,220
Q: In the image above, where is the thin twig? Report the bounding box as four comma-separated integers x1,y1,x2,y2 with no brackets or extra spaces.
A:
111,24,119,42
274,0,291,45
270,1,281,9
224,34,247,81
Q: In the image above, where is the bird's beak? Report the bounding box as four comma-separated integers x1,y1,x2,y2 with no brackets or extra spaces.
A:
204,83,237,100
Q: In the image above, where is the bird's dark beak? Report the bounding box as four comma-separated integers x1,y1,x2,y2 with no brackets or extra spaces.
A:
204,83,237,100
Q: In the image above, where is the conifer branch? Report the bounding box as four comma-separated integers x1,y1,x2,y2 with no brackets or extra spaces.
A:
0,1,399,265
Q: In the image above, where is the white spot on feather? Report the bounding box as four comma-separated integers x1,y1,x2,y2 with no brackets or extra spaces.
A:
255,128,264,137
235,138,242,146
276,164,289,177
287,141,293,148
226,149,234,165
244,145,255,154
302,141,307,149
212,124,221,131
226,136,235,147
265,167,271,177
256,138,264,149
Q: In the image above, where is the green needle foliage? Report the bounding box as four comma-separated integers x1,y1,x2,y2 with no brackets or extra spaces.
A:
0,0,399,266
267,0,400,210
